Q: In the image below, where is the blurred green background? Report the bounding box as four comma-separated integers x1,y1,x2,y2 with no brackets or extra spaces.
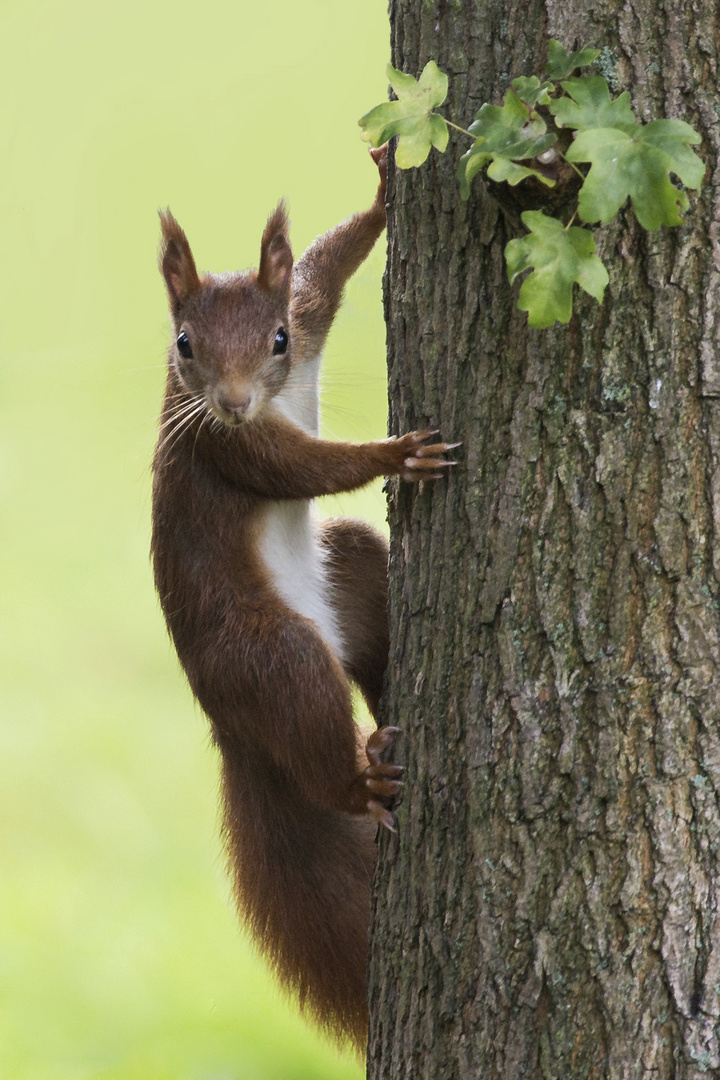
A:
0,1,389,1077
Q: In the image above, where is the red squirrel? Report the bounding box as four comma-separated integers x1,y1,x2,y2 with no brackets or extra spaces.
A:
151,147,456,1050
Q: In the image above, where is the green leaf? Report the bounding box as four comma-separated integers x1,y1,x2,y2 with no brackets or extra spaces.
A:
457,88,557,198
567,118,705,229
457,144,489,199
505,211,609,328
511,76,555,108
545,39,601,80
550,76,636,130
487,157,556,187
468,89,553,157
358,61,449,167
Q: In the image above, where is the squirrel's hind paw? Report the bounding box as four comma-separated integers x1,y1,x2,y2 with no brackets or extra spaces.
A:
367,799,398,832
363,726,403,831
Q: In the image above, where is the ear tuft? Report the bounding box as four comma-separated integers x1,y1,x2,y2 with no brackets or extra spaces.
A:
258,200,293,296
158,209,201,312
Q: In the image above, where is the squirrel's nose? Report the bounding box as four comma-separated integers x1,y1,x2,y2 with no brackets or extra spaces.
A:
217,392,252,421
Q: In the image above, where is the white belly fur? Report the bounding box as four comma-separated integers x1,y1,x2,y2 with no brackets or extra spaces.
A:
258,500,345,662
259,356,345,663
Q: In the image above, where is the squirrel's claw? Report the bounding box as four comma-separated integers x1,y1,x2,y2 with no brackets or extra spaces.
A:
368,799,397,833
399,434,461,483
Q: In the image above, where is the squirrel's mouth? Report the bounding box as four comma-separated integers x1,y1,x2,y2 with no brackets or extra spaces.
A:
212,408,262,430
219,412,251,428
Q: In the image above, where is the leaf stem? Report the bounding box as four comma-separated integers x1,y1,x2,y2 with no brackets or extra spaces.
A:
445,118,477,140
564,208,578,230
557,148,586,180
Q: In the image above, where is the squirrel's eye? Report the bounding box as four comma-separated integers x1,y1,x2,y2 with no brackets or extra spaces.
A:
176,331,193,360
273,328,288,356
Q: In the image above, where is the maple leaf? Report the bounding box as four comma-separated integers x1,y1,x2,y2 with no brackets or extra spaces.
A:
567,119,705,229
506,211,609,328
359,61,449,168
550,76,636,131
511,76,555,108
545,39,601,81
457,89,557,198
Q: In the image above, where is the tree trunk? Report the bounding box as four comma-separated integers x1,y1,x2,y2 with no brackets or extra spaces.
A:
368,2,720,1077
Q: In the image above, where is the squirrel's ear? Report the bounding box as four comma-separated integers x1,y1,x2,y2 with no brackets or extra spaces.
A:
258,201,293,296
159,210,201,311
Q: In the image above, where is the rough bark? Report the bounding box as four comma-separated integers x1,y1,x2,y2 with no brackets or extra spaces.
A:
368,2,720,1078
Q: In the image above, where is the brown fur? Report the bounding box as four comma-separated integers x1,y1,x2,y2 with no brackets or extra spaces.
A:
257,200,293,295
151,149,453,1050
319,518,390,717
158,210,201,312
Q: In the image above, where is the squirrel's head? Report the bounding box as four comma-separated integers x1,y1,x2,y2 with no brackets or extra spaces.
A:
158,204,294,426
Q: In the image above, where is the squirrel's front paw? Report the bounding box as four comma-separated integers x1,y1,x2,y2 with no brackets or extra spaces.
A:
386,430,461,483
363,726,403,832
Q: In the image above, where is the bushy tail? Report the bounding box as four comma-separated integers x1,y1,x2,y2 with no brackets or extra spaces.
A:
219,747,377,1050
